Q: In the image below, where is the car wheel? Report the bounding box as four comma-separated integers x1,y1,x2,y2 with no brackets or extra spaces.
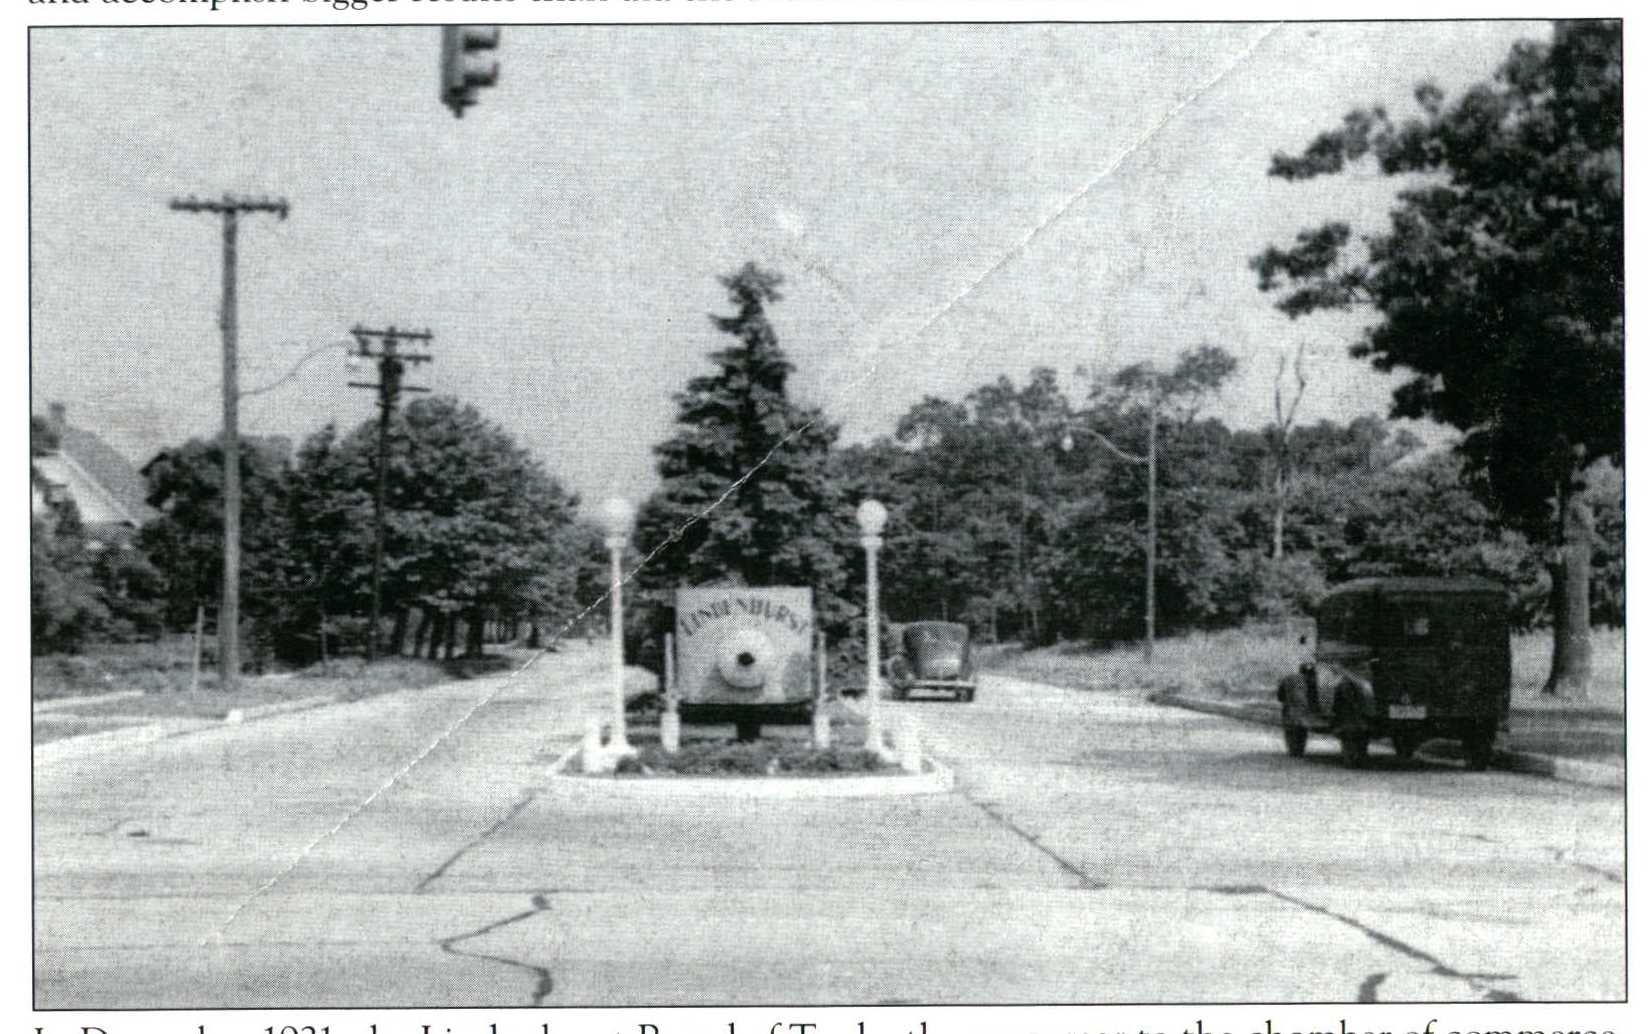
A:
1339,732,1369,768
1283,724,1308,758
1463,725,1497,772
961,688,975,703
1391,731,1422,760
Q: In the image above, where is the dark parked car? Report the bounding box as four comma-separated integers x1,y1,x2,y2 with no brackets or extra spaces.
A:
887,621,976,702
1278,577,1511,769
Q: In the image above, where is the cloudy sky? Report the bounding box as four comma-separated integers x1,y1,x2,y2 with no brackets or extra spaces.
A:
29,17,1552,507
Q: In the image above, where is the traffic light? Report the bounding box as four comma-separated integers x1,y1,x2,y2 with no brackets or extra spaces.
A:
440,25,500,118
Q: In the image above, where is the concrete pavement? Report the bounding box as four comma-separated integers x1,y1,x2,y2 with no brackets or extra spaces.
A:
33,654,1624,1007
1148,689,1626,789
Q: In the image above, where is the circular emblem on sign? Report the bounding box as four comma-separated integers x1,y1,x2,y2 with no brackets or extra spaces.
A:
716,628,774,689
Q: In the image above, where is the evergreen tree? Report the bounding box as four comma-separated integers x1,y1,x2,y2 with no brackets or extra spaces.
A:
636,262,851,629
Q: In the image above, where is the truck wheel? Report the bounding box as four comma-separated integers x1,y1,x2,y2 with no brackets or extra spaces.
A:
1283,724,1308,758
1339,733,1369,768
1391,731,1422,760
1463,725,1497,772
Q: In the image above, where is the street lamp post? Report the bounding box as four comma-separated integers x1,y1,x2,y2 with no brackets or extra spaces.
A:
1062,389,1158,662
600,497,636,757
856,499,888,755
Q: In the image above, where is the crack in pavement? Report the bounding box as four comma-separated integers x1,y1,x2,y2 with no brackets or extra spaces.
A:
1548,847,1623,885
437,892,556,1006
963,796,1106,890
1200,883,1523,1002
1356,972,1386,1003
416,792,538,894
77,816,140,837
1455,831,1623,886
924,734,1106,890
193,652,564,947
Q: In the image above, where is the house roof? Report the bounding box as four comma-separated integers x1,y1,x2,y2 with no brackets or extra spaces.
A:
32,418,158,528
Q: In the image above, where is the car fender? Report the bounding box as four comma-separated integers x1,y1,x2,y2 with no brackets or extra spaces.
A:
1320,661,1377,724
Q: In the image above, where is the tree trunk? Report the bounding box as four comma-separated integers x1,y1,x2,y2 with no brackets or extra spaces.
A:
1544,484,1594,697
412,609,431,657
427,612,445,660
389,609,409,657
1271,467,1287,561
443,614,457,661
465,610,485,658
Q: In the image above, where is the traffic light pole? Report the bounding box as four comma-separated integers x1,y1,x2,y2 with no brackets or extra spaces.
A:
440,25,501,117
169,194,288,692
348,326,433,662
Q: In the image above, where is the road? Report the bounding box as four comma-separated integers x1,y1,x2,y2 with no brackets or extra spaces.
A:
34,645,1624,1007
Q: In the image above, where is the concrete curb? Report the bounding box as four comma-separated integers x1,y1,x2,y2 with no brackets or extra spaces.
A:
32,689,145,713
34,694,340,765
33,718,219,766
1148,690,1624,790
542,744,956,799
222,694,338,724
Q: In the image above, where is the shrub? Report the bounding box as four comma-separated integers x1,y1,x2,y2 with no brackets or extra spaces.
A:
612,739,892,776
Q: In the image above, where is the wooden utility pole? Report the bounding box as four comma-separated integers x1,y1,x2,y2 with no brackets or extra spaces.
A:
348,326,433,662
169,194,288,691
1270,343,1308,561
1063,370,1160,662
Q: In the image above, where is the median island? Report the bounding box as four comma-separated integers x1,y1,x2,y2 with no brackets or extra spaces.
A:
564,695,904,778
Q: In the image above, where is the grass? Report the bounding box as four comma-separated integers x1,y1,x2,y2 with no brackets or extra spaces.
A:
981,625,1625,764
980,624,1625,708
1510,627,1624,713
32,641,528,740
978,623,1309,701
32,636,209,700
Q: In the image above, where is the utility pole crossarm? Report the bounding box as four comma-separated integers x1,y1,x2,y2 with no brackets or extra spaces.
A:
169,194,290,220
351,324,433,342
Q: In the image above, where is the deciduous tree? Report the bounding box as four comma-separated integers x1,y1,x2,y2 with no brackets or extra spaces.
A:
1251,21,1621,695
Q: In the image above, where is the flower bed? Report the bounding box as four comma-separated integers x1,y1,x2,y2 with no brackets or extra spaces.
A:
608,738,898,777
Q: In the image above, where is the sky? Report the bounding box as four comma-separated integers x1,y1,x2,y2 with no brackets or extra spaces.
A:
28,18,1555,509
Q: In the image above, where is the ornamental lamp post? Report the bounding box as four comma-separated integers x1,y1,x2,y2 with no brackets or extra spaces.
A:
856,498,889,755
600,497,636,757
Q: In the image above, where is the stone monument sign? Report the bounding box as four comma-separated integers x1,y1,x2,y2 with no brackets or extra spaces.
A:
674,586,815,728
